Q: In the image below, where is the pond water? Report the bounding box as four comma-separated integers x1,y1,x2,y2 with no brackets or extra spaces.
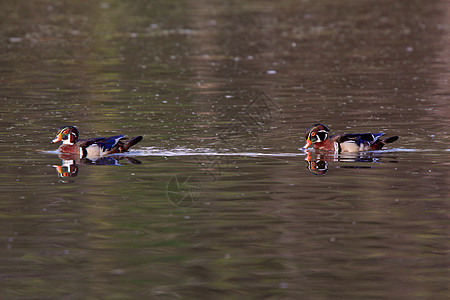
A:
0,0,448,299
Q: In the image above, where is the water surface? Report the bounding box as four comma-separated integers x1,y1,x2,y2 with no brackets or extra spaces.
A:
0,0,448,299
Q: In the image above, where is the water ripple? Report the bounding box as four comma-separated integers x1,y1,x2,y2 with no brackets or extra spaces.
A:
42,147,444,158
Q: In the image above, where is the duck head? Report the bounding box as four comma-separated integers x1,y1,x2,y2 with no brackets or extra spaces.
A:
302,124,330,149
51,126,79,145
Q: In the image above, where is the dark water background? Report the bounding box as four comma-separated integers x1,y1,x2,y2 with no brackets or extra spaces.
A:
0,1,448,299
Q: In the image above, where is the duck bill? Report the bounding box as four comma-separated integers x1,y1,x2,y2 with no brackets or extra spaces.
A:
52,165,62,174
302,139,312,150
53,165,69,178
51,133,62,144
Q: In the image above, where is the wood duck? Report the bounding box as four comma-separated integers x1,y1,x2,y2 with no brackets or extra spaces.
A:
53,154,142,178
51,126,143,159
302,124,398,152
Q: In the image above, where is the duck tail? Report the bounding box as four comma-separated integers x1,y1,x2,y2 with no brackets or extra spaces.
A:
121,136,143,152
370,136,399,150
382,136,399,144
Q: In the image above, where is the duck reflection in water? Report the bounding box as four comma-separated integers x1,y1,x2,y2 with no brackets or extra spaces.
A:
53,153,141,179
305,151,396,175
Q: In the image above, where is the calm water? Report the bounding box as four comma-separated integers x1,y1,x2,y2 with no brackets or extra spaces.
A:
0,0,448,299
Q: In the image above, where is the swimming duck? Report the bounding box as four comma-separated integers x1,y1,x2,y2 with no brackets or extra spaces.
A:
51,126,143,158
302,124,398,152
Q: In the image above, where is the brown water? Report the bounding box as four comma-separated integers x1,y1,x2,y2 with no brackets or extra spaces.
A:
0,1,448,299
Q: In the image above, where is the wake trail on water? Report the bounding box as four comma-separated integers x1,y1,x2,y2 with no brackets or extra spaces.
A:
42,147,444,158
125,147,305,157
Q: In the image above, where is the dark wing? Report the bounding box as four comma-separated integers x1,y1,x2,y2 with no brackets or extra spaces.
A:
335,133,385,146
94,135,126,151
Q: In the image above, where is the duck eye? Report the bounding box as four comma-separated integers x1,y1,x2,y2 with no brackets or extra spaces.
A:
64,130,69,134
311,132,316,136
